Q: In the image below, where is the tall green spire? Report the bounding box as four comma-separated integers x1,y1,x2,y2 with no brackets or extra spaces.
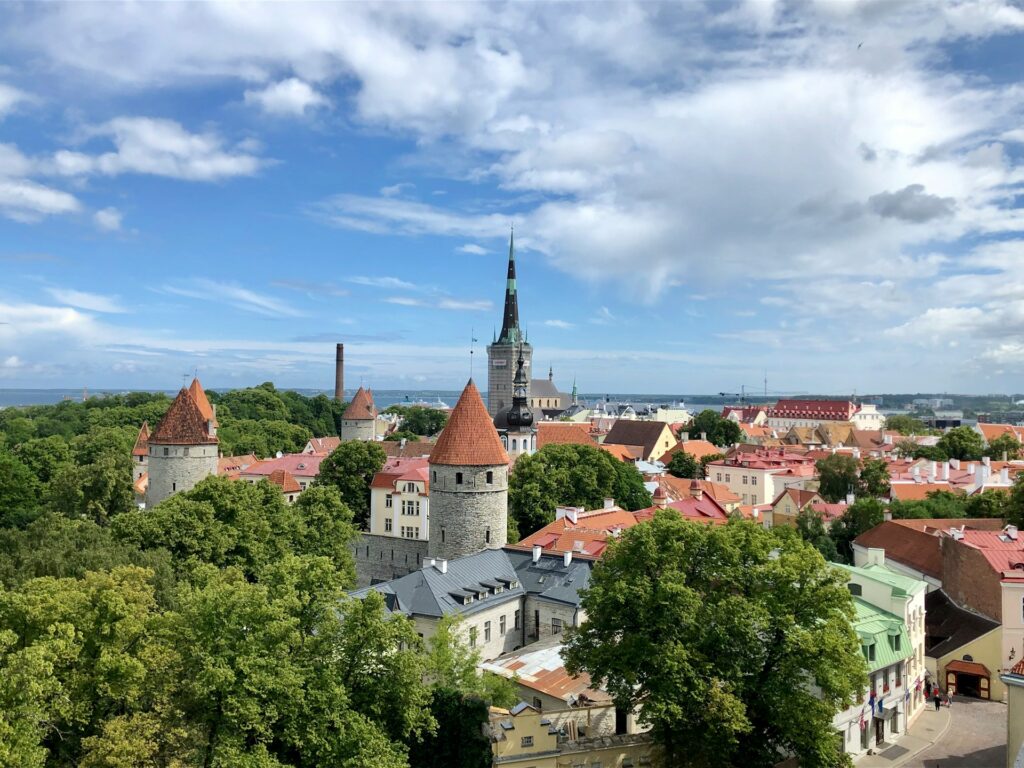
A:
497,227,520,344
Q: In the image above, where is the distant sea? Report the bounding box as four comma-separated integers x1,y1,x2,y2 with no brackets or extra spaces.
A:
0,387,716,412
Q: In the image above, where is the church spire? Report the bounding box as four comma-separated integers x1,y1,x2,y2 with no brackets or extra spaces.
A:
497,227,520,344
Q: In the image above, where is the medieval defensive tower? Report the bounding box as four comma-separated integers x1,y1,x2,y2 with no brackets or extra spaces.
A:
427,379,510,561
340,386,377,442
487,229,532,417
146,378,219,507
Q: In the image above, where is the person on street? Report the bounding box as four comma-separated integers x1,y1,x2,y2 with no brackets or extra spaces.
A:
933,692,941,711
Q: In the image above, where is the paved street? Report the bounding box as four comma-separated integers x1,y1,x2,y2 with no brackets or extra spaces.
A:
859,697,1006,768
906,698,1006,768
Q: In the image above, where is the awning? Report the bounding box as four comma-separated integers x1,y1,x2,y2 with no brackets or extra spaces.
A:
945,660,991,677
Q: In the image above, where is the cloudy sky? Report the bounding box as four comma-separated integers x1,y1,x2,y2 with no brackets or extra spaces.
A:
1,1,1023,395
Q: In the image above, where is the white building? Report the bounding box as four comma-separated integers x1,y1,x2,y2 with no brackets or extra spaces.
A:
368,457,431,540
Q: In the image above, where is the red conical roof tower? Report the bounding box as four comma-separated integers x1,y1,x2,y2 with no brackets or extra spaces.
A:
431,379,510,466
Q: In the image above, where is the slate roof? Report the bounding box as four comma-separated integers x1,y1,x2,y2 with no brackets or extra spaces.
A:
530,378,563,398
352,548,525,619
343,387,377,420
603,420,671,459
149,387,217,445
505,549,592,606
925,589,999,659
430,379,509,466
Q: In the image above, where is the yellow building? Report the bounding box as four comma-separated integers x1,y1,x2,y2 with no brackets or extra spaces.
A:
1001,660,1024,768
487,703,652,768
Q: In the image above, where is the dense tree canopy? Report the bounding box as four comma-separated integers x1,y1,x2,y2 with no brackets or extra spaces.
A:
564,515,866,768
666,450,701,479
815,453,860,503
986,432,1022,460
385,405,449,437
883,414,931,435
508,444,652,540
826,498,887,563
315,440,387,529
687,410,742,448
935,426,985,461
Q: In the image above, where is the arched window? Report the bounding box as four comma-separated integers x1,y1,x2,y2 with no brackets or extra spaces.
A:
512,439,518,450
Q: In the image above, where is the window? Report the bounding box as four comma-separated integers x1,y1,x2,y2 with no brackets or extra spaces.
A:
386,494,393,508
520,736,533,748
847,583,862,596
172,482,176,491
500,615,507,635
469,627,477,648
725,473,731,482
456,472,463,485
869,644,876,662
183,447,189,457
890,634,901,652
163,447,169,456
487,470,493,484
441,528,445,543
512,439,517,450
716,472,722,482
385,518,392,532
484,621,491,642
751,476,757,486
552,618,563,635
486,528,491,544
432,471,436,483
895,663,902,688
742,475,748,485
514,610,521,629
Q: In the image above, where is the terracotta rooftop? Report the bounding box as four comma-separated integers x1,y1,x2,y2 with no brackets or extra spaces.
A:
218,454,257,477
537,422,595,449
132,421,150,456
343,386,377,420
188,377,217,426
242,454,324,478
658,438,721,464
768,399,857,419
149,387,218,445
305,436,341,455
430,379,510,466
380,439,434,459
854,518,1005,580
268,469,302,494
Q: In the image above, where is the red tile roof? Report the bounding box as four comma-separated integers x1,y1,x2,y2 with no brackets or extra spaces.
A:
380,439,434,459
634,497,730,526
343,387,377,420
537,422,595,449
429,379,509,466
977,423,1024,443
955,529,1024,573
132,421,150,456
945,659,991,677
218,454,257,477
768,399,856,420
890,483,964,501
658,439,721,464
854,521,944,579
188,377,217,426
242,454,324,478
149,387,218,445
306,436,341,454
268,469,302,494
1009,658,1024,676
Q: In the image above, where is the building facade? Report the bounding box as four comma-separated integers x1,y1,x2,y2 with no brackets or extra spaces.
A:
368,457,431,541
494,348,537,462
487,230,533,417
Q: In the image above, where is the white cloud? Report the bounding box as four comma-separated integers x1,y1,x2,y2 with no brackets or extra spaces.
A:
0,178,81,222
0,83,28,118
161,280,304,317
93,206,123,231
349,275,417,290
544,319,574,329
2,355,21,369
385,295,491,311
457,243,488,255
380,182,413,197
591,306,615,325
244,78,328,116
50,117,264,181
46,288,128,314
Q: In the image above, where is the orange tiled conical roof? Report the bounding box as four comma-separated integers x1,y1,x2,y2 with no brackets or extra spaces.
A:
430,379,509,466
343,386,377,420
150,388,218,445
188,377,217,427
132,421,151,456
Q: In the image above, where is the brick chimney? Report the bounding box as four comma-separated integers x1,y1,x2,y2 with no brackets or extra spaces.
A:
334,343,345,402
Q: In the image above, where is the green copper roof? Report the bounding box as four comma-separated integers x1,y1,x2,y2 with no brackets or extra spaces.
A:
852,598,911,673
834,561,927,598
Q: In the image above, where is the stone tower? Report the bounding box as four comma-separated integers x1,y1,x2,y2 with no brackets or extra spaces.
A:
428,379,510,561
487,229,532,417
146,378,219,507
494,346,536,462
341,386,377,442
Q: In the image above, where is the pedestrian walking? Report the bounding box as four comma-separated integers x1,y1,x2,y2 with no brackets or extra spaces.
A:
933,692,941,711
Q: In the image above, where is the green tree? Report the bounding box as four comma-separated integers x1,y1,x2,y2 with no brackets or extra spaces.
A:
689,410,742,448
666,450,701,479
936,426,984,461
385,406,448,437
895,441,947,461
857,458,891,499
828,498,886,563
386,430,421,443
815,453,860,503
315,441,387,529
292,485,359,587
883,415,928,435
215,386,290,422
508,444,652,539
985,432,1021,460
700,453,725,478
564,515,866,768
964,489,1009,519
0,450,40,528
14,435,73,484
1007,474,1024,529
408,690,492,768
45,451,135,525
795,508,840,562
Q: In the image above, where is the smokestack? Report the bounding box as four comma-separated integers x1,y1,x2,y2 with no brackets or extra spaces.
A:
334,343,344,401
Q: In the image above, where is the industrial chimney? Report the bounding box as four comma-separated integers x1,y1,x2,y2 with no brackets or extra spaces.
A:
334,343,344,401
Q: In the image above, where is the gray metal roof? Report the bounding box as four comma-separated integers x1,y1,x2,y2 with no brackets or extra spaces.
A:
351,548,524,619
530,379,564,399
351,548,593,618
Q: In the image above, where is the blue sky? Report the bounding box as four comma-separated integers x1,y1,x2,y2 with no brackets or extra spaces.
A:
0,2,1023,394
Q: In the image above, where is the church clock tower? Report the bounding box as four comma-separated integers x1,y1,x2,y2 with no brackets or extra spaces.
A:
486,229,532,416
